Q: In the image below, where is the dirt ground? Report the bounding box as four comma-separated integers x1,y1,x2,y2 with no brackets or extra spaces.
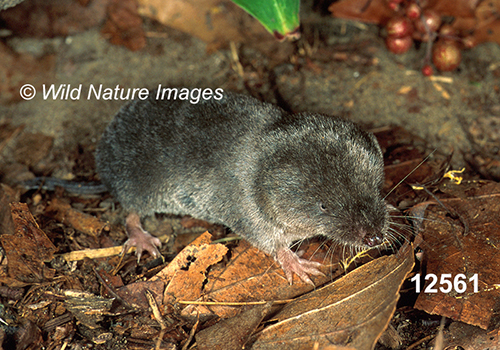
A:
1,13,500,171
0,3,500,350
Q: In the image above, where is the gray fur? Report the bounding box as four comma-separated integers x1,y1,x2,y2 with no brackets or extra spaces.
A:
95,92,388,257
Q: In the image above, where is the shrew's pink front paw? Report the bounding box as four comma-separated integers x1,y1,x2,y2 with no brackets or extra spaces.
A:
276,247,324,286
124,213,162,262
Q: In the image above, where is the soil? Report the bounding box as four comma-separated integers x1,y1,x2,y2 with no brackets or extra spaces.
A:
0,5,499,350
1,14,500,171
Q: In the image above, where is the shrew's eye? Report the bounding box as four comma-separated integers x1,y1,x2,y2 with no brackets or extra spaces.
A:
319,202,327,212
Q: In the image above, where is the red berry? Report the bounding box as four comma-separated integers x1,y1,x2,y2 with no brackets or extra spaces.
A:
388,0,404,9
439,24,457,38
424,10,442,32
406,2,421,20
386,35,413,54
388,2,399,11
415,9,442,33
422,65,433,76
386,16,414,38
432,40,462,71
462,36,477,49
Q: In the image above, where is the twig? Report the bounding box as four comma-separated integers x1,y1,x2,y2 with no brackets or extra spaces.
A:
146,290,166,350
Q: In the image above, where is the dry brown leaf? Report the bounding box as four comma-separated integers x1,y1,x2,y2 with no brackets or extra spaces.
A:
151,231,224,282
443,321,499,348
473,15,500,46
15,320,43,350
0,0,109,37
136,0,294,58
414,180,500,329
246,243,414,349
374,126,447,204
196,303,273,350
137,0,266,43
329,0,394,24
115,280,164,309
150,231,228,307
180,216,214,229
181,240,338,320
451,0,500,45
101,0,146,51
428,0,478,18
45,197,108,237
0,202,56,284
0,184,19,237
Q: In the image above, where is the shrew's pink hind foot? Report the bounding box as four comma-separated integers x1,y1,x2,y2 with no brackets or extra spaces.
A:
124,212,162,262
276,247,324,286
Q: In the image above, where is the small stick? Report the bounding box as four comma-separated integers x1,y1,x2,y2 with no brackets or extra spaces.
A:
146,289,166,350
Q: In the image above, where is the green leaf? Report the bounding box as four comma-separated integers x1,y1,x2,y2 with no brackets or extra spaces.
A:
231,0,300,40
